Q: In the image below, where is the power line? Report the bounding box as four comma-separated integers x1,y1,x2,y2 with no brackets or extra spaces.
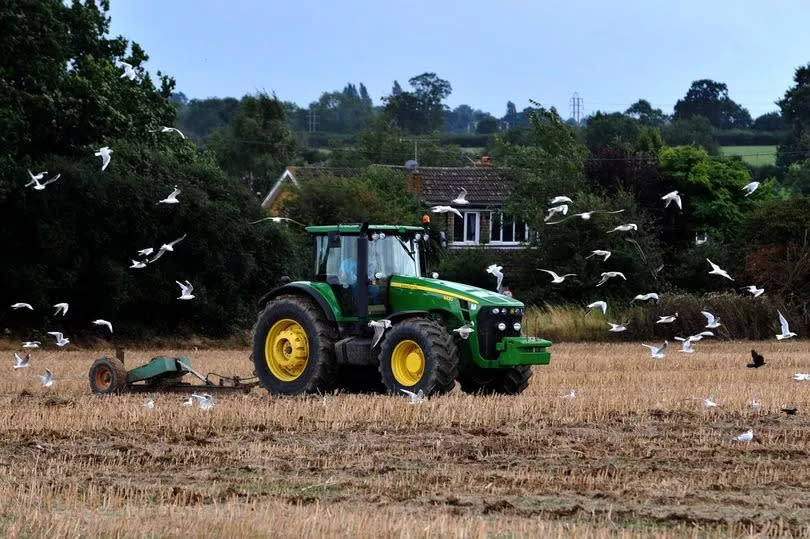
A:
570,92,583,124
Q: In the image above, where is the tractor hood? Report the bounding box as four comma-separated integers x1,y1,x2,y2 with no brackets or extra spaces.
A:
389,275,524,308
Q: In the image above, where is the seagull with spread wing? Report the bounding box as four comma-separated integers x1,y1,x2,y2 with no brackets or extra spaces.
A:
595,271,626,287
451,188,469,205
249,216,307,227
661,190,682,209
157,186,181,204
706,258,733,280
538,269,576,284
431,205,463,218
545,209,624,225
776,311,797,340
149,234,187,263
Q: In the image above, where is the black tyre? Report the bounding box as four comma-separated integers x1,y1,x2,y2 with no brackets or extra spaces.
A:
458,365,532,395
89,357,128,394
378,317,458,396
252,295,337,395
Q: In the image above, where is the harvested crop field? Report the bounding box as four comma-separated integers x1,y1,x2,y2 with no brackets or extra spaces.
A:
2,342,810,537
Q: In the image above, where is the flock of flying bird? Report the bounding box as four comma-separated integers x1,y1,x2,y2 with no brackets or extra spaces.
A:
10,61,211,407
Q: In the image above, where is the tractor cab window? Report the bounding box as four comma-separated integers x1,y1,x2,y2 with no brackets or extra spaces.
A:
315,235,360,286
368,234,420,279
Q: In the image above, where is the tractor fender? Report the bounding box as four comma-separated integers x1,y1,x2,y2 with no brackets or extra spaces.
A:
257,283,336,321
387,310,430,324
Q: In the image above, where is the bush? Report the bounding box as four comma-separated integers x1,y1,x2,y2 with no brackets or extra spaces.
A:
714,129,787,146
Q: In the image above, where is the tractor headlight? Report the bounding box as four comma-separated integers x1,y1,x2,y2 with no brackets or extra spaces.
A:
513,322,522,331
492,308,500,314
497,322,507,331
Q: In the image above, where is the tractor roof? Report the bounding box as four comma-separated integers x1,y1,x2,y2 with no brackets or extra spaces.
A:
305,224,425,235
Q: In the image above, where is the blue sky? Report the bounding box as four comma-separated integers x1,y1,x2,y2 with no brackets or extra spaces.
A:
109,0,810,119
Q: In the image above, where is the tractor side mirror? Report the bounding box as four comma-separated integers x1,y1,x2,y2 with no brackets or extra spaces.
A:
328,231,341,248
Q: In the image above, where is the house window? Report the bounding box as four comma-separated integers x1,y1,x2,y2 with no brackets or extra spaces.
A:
490,212,528,244
452,211,479,243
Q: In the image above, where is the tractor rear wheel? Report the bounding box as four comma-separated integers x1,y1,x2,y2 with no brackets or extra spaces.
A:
252,295,337,395
378,318,458,396
458,365,532,395
89,356,127,394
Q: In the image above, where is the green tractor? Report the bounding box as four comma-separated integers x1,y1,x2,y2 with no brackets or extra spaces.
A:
251,223,551,396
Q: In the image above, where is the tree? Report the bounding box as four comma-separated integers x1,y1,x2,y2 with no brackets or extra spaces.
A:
673,79,752,129
175,97,240,141
504,101,518,128
753,111,786,131
777,63,810,167
391,80,403,96
662,115,719,154
382,72,452,134
584,111,641,152
624,99,668,126
476,115,498,134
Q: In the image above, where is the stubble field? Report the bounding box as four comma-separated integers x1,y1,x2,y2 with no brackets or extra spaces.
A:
1,341,810,537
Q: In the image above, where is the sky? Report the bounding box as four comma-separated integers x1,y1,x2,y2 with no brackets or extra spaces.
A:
109,0,810,119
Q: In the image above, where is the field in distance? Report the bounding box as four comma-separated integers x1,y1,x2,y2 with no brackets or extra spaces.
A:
0,341,809,537
720,145,777,166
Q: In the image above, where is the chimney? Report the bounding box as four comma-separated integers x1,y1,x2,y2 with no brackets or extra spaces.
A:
407,171,424,197
475,155,492,168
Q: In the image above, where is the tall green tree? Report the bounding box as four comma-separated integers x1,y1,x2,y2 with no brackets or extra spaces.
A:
584,111,641,152
624,99,668,126
777,63,810,167
382,72,452,134
673,79,752,129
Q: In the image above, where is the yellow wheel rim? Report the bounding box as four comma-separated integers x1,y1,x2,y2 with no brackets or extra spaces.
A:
391,339,425,387
265,319,309,382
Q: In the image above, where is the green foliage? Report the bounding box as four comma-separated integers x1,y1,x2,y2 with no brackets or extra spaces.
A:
753,111,786,131
476,115,498,134
382,72,452,134
175,97,239,141
780,159,810,194
584,112,641,152
777,63,810,167
673,79,752,129
662,115,719,155
624,99,668,126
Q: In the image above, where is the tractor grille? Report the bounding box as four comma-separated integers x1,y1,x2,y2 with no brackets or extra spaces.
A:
476,306,523,360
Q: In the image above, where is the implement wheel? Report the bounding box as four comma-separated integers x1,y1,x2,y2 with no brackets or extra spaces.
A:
89,357,128,394
252,295,337,395
458,365,532,395
378,318,458,396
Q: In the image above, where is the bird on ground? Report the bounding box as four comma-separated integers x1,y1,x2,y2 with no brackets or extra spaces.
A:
453,324,474,340
706,259,733,280
181,396,194,407
176,280,195,301
743,285,764,298
94,146,113,171
142,399,155,410
92,319,113,333
130,259,147,269
120,61,136,80
53,303,69,316
431,205,462,218
22,341,40,349
157,186,181,204
607,321,628,332
692,397,718,409
735,429,754,442
400,388,425,404
47,332,69,347
560,390,577,399
544,204,569,222
538,269,576,284
793,373,810,381
776,311,797,340
586,300,608,315
632,293,660,303
11,303,33,311
38,369,54,388
701,311,721,329
451,187,469,205
369,319,392,348
742,182,760,197
585,250,611,262
596,271,626,287
148,234,187,263
781,406,798,415
607,223,638,234
546,209,624,225
13,353,30,369
678,339,695,354
25,173,61,191
192,393,214,410
549,196,573,205
151,126,185,138
661,190,682,210
747,349,766,368
486,264,504,292
656,312,678,324
248,216,307,227
695,233,708,245
642,341,668,359
749,399,762,411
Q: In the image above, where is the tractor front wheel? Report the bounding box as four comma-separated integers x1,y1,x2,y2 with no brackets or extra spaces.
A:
89,356,127,394
458,365,532,395
378,318,458,396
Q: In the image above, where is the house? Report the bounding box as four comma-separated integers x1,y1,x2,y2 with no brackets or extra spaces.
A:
261,161,530,248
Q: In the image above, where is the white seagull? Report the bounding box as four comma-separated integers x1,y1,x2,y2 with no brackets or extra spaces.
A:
776,311,797,340
47,332,69,347
192,393,214,410
92,319,113,333
249,216,307,227
130,259,147,269
431,205,463,218
678,339,695,354
560,390,577,399
607,321,628,332
451,188,469,205
486,264,504,291
642,341,668,359
585,250,611,262
176,280,195,301
22,341,40,349
586,300,608,315
142,399,155,410
735,429,754,442
369,319,393,348
744,285,764,298
607,223,638,234
693,397,718,409
632,293,660,303
544,204,569,222
596,271,626,287
695,233,708,245
546,209,624,225
157,186,181,204
742,182,760,197
53,303,69,316
25,173,61,191
13,353,30,369
38,369,54,388
655,312,678,324
661,190,682,209
28,170,47,181
452,324,474,339
400,388,425,404
181,396,194,407
94,146,113,171
149,234,187,263
793,373,810,381
706,258,733,280
538,269,576,284
701,311,721,329
549,196,573,205
11,303,33,311
677,331,715,344
120,61,136,80
137,247,154,257
152,126,185,138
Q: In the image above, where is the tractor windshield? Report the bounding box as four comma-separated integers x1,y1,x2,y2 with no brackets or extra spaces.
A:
368,235,420,279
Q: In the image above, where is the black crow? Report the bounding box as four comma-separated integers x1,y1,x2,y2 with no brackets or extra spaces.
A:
747,349,766,368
